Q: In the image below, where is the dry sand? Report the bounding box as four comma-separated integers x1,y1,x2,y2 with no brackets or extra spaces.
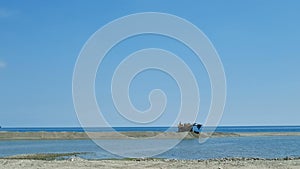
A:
0,158,300,169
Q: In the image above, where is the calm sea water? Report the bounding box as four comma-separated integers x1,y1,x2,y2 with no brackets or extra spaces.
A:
0,126,300,159
0,136,299,159
1,126,300,132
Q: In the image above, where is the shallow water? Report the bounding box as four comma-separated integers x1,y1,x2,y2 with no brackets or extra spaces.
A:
1,126,300,132
0,136,300,159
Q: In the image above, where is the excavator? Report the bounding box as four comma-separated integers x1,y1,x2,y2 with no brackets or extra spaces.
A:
178,122,202,134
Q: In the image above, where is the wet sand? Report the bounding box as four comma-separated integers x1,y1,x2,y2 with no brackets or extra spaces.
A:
0,131,300,140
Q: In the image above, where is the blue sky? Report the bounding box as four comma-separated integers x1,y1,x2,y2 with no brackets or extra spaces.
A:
0,1,299,127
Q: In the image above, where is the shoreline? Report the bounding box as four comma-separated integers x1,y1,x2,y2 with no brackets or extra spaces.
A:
0,131,300,140
2,152,300,161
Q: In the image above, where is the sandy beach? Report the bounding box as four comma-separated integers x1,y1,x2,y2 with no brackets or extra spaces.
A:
1,158,300,169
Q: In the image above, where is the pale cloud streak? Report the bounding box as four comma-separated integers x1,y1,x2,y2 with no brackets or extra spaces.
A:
0,8,18,18
0,61,6,69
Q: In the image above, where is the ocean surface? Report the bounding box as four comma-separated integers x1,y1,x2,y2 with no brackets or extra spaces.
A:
0,126,300,160
1,126,300,132
0,136,300,160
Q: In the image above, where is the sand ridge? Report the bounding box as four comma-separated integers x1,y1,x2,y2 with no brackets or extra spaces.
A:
0,131,300,140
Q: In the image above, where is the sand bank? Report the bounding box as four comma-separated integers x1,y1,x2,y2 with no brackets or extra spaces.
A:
0,131,300,140
1,157,300,169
